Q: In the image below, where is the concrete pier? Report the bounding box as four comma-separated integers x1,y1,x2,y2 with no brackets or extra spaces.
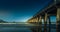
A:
27,0,60,32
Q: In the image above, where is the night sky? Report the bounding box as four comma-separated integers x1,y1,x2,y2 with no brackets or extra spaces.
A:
0,0,55,22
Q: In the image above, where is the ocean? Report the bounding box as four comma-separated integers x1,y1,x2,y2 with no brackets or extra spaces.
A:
0,23,56,32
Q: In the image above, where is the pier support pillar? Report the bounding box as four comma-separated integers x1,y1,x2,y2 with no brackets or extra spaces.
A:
56,8,60,32
48,16,51,32
37,17,39,24
39,16,42,32
44,13,48,32
36,17,39,32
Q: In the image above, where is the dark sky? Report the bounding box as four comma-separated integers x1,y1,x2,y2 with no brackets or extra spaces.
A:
0,0,55,22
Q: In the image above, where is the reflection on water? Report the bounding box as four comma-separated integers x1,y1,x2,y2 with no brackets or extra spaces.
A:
0,23,56,32
0,27,32,32
0,23,37,32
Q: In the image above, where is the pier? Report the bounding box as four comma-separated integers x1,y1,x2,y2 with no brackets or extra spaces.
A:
27,0,60,32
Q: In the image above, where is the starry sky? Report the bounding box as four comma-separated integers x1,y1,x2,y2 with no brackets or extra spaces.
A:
0,0,55,22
